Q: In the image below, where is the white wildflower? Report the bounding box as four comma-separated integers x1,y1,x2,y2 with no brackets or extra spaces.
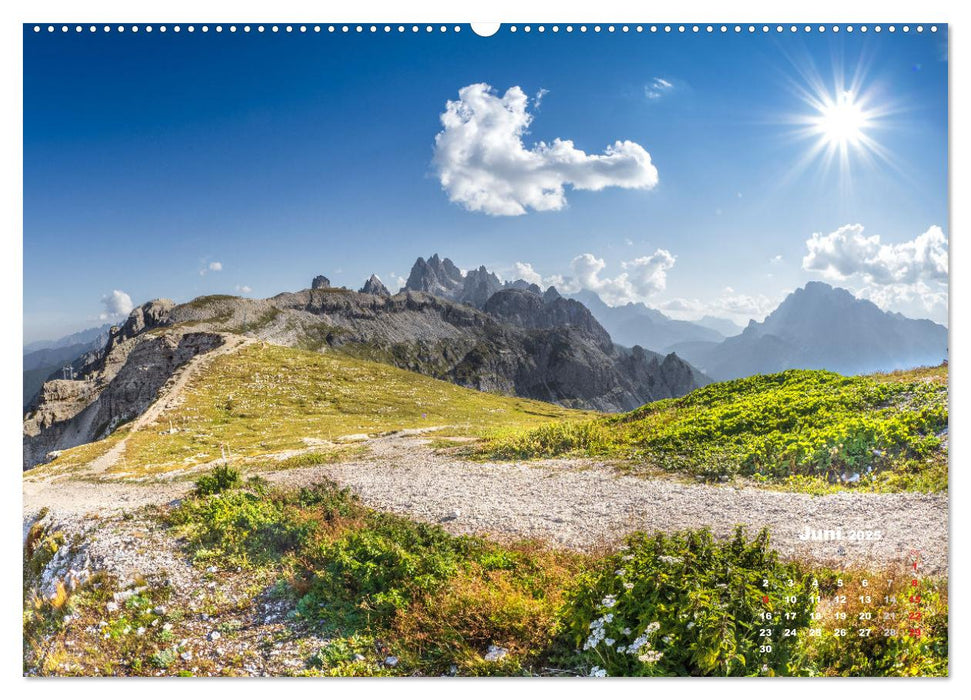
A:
638,650,663,664
601,595,617,608
615,569,626,577
662,636,671,644
605,638,615,647
622,627,631,636
624,582,634,590
589,666,607,678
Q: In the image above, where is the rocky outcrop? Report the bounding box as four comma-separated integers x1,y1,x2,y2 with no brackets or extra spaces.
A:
312,275,331,290
359,274,391,296
23,300,224,469
484,288,612,349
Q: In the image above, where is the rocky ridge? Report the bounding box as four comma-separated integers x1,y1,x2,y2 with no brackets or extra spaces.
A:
24,257,707,469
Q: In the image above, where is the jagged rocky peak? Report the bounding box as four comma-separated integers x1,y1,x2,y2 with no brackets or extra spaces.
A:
543,286,562,304
505,279,542,295
459,265,502,308
312,275,331,290
101,299,174,355
359,274,391,296
405,254,464,295
484,288,612,350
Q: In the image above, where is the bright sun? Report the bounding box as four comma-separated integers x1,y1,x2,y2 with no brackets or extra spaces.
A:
815,91,869,146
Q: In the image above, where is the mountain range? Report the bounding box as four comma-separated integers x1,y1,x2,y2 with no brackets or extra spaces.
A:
23,256,948,469
568,289,739,352
667,281,948,380
22,324,112,408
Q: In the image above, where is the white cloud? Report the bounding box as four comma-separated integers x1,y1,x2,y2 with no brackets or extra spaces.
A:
802,224,948,320
433,83,659,216
99,290,133,320
534,88,549,107
235,284,252,294
200,260,223,276
770,254,783,264
645,77,673,100
570,251,675,305
659,290,782,324
513,262,544,286
802,224,947,285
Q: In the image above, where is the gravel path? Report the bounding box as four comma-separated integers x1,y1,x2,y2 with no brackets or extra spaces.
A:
23,433,949,575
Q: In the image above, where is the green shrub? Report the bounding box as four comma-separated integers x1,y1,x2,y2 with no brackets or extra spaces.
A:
556,527,815,676
193,464,241,496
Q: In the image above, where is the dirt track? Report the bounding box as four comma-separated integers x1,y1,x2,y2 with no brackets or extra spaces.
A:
23,432,949,575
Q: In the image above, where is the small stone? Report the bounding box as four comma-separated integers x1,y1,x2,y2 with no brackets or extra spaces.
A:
384,655,398,667
483,645,508,662
208,630,221,642
106,601,119,613
153,605,167,615
353,654,366,662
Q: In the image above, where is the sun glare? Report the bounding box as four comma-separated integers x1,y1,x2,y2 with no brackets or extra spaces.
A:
815,91,869,146
780,62,895,192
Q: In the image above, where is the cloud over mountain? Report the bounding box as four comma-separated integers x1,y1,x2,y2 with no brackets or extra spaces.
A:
433,83,659,216
802,224,948,318
99,290,133,319
513,251,675,306
803,224,947,285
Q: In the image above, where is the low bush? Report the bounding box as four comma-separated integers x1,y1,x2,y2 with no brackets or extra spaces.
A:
193,464,241,496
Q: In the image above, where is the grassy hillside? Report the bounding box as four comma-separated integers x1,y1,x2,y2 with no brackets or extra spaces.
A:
40,342,594,479
484,365,948,492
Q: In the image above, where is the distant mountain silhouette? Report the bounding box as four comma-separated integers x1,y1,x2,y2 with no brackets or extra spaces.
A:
569,290,726,352
669,281,948,380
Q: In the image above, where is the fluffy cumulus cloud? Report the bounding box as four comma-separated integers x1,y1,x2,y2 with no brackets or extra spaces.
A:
235,284,252,294
802,224,947,285
569,251,675,304
433,83,659,216
802,224,948,317
200,261,223,276
99,290,133,320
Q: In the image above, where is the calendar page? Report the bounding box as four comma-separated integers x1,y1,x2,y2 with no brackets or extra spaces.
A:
22,20,948,678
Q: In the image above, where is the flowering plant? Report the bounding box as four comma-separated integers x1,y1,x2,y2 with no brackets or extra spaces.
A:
560,527,815,676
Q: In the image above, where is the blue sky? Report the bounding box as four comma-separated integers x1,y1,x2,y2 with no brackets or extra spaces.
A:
24,25,948,342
